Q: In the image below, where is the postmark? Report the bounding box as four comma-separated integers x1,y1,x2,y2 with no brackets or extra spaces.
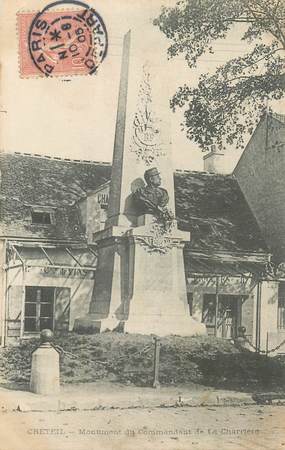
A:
18,0,108,77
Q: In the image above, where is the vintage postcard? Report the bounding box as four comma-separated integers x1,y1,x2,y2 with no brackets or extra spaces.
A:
0,0,285,449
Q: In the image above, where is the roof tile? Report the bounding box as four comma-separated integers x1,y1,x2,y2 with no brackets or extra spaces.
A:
0,152,268,253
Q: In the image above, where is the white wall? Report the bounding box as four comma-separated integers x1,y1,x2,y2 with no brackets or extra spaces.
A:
6,266,95,338
259,280,279,352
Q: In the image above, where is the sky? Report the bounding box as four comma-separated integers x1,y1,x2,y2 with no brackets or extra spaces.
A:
0,0,283,172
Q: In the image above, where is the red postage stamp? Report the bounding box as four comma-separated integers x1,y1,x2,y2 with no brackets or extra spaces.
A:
17,1,108,78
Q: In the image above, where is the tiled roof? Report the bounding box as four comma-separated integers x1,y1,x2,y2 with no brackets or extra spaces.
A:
174,170,268,253
0,152,268,253
0,152,111,241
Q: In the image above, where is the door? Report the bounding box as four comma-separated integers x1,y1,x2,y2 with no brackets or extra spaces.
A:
216,295,241,339
202,294,242,338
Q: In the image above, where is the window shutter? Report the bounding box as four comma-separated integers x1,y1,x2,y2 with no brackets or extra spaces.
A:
54,287,71,332
7,286,23,337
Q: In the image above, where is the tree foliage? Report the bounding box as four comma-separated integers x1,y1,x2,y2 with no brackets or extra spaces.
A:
154,0,285,151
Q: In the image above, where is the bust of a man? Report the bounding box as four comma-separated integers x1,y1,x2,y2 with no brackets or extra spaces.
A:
133,167,169,215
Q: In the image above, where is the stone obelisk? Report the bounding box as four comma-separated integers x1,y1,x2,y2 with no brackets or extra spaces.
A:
75,29,205,336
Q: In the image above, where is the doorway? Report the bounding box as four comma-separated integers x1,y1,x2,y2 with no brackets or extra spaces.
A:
202,294,242,339
216,295,241,339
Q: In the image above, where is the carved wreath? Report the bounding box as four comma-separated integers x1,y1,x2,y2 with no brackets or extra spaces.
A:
130,66,166,166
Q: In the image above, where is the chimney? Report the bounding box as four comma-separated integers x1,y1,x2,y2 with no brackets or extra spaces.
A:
203,146,225,173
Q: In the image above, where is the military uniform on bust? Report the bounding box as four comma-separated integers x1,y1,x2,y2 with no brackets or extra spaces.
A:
133,167,169,215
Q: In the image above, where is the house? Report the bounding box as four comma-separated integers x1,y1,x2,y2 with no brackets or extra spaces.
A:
0,152,111,345
0,150,282,353
234,111,285,352
234,112,285,262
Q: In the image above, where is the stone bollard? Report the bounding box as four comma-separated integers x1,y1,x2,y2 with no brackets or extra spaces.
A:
30,329,60,395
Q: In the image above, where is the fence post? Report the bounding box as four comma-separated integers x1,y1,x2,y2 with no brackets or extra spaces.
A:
153,336,161,389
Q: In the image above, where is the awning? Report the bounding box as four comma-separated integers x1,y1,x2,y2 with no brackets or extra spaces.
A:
6,243,97,272
185,254,267,278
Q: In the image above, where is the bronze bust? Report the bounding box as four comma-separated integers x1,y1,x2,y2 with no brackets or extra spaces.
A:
133,167,169,215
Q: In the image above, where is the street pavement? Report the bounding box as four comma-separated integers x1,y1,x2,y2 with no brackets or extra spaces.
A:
0,381,256,412
0,404,285,450
1,381,285,449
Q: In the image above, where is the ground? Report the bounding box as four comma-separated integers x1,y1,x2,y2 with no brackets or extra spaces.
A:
1,405,285,450
2,333,285,449
2,333,285,391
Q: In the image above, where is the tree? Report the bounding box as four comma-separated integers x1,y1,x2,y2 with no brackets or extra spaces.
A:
154,0,285,152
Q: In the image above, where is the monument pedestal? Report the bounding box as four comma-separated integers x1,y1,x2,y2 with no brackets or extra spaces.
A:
74,216,205,336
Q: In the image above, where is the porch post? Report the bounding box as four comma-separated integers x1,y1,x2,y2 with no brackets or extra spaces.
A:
0,239,7,347
255,281,262,353
214,276,219,337
20,265,26,339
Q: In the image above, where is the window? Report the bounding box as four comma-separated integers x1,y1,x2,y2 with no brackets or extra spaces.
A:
278,282,285,329
24,286,54,332
31,210,53,225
